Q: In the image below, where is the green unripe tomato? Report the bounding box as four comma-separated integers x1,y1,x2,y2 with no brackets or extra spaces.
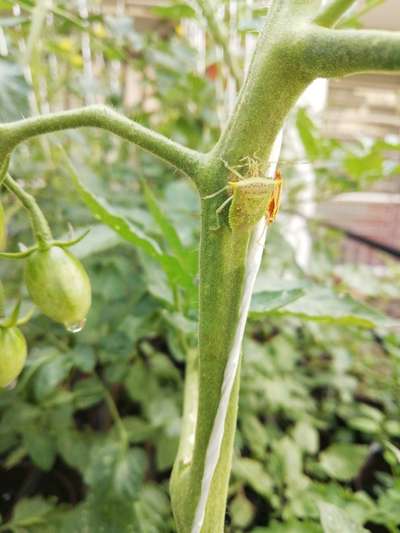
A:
24,246,91,330
0,327,27,387
0,200,6,251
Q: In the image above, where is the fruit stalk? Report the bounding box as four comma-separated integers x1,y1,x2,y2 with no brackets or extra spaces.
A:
4,174,52,248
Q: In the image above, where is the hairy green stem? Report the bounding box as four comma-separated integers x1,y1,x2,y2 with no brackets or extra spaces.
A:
171,207,251,531
305,26,400,77
4,173,52,248
0,106,204,181
208,3,314,180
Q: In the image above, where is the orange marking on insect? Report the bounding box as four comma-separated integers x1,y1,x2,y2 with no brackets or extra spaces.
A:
203,158,284,230
266,169,283,224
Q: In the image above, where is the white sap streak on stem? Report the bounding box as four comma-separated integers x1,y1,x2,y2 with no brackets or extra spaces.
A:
191,131,283,533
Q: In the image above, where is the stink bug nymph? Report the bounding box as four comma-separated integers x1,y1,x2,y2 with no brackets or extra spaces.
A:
204,158,283,231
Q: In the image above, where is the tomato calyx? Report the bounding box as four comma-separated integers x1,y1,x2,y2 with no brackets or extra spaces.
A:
0,228,90,260
0,298,33,329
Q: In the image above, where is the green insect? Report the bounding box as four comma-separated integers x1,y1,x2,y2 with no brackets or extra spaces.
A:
204,157,283,231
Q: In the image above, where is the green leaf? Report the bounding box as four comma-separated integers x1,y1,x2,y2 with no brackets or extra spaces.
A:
9,497,56,529
86,497,141,533
347,417,380,434
68,224,121,259
120,417,155,444
33,356,72,401
255,287,397,329
86,443,146,500
65,157,163,259
125,360,157,404
276,436,309,491
249,288,305,316
151,4,196,20
319,501,367,533
230,492,254,529
142,181,196,276
259,521,322,533
64,154,194,292
140,255,174,305
293,420,319,454
56,428,94,473
161,310,197,335
135,484,173,533
344,149,383,180
385,442,400,464
68,345,96,373
296,108,321,161
85,443,146,533
22,426,56,471
72,376,104,410
233,457,272,499
240,414,268,460
319,443,369,481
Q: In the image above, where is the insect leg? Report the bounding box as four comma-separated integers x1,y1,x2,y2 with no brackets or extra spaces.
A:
210,195,233,230
221,159,244,181
203,185,228,200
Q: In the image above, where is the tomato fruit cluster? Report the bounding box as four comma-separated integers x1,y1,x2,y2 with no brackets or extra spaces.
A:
0,243,92,388
0,167,92,388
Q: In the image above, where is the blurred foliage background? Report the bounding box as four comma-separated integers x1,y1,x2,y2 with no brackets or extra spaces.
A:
0,1,400,532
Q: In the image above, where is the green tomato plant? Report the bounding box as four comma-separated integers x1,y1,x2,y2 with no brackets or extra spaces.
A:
1,1,400,532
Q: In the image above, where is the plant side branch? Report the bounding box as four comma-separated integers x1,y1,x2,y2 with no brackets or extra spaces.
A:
305,26,400,78
0,105,204,182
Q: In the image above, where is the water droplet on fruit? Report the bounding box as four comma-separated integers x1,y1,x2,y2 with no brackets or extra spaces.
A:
65,318,86,333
